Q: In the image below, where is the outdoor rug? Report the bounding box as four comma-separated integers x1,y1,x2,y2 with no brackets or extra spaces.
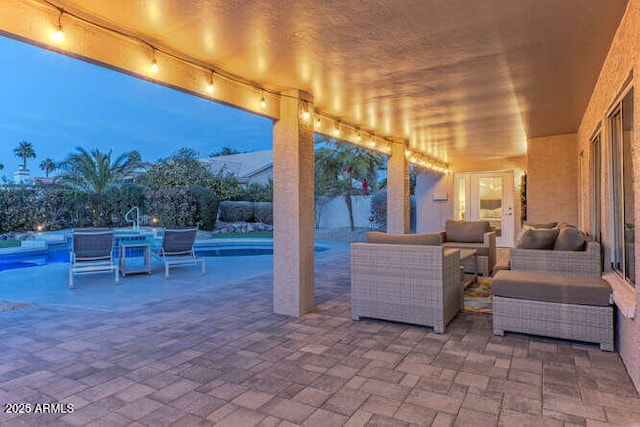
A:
464,277,492,313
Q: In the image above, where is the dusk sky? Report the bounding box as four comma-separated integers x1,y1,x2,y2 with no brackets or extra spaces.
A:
0,35,273,178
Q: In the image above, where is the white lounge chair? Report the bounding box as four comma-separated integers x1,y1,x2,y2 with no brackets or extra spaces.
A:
158,227,205,279
69,228,119,289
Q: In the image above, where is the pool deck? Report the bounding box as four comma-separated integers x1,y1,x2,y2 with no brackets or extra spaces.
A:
1,241,640,425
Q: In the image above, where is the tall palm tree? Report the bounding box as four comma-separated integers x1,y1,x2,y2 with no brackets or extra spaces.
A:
57,147,141,193
39,158,57,177
14,140,36,170
314,138,384,230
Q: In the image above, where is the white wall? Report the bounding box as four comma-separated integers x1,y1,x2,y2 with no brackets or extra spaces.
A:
317,195,373,229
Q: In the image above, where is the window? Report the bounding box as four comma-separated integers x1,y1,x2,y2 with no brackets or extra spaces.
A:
610,88,635,285
590,132,601,242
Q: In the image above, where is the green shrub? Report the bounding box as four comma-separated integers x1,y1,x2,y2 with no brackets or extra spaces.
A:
238,181,273,202
371,190,386,231
219,201,254,222
103,183,148,226
253,202,273,224
0,188,46,233
145,187,197,228
188,184,220,231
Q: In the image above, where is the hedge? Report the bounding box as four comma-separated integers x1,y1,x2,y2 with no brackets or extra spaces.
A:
218,201,273,224
188,185,219,231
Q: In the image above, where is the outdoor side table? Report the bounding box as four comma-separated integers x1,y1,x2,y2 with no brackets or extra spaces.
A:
119,242,152,276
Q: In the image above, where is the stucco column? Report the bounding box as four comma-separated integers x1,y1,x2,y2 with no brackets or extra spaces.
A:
272,90,315,316
387,141,410,233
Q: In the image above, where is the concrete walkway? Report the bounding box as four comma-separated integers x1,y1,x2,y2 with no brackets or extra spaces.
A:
1,249,640,425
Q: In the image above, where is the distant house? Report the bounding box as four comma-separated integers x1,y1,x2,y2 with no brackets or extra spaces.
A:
122,161,154,183
201,150,273,185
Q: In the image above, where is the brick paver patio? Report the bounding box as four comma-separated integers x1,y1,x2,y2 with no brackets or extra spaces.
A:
1,251,640,426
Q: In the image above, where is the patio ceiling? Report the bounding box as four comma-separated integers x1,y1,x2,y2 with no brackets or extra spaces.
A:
11,0,630,164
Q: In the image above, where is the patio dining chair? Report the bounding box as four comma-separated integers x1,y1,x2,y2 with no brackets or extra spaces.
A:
69,228,119,289
158,227,206,279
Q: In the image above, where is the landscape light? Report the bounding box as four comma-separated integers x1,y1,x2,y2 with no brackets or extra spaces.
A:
260,93,267,109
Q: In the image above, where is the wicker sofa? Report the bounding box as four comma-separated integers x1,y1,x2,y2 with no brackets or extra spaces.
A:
440,220,496,277
493,238,613,351
351,232,462,333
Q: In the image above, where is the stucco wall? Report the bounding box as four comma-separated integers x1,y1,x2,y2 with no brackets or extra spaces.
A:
527,133,578,226
316,195,373,229
576,0,640,390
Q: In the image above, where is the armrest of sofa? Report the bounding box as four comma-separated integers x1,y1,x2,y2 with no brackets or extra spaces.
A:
483,231,497,271
511,240,601,276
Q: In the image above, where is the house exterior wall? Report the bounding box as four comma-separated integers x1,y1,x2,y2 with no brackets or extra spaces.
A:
247,167,273,185
527,133,578,226
576,0,640,391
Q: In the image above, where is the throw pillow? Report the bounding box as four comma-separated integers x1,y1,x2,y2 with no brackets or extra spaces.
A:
366,231,442,246
515,228,559,250
554,226,585,251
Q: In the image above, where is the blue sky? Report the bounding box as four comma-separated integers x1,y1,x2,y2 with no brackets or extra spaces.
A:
0,36,273,178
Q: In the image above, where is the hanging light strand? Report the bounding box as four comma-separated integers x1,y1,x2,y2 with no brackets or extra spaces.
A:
39,0,446,167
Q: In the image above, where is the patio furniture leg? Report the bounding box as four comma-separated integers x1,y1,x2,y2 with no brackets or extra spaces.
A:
115,266,120,285
165,264,170,279
69,270,74,290
201,260,206,276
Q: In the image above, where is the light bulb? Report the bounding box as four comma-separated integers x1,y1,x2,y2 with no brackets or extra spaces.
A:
369,141,376,148
405,150,411,157
52,27,65,43
301,110,310,120
316,117,321,128
333,127,340,136
260,95,267,109
356,132,362,142
151,60,159,73
206,82,214,94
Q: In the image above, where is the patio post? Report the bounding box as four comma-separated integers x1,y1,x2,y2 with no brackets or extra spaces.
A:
272,90,315,316
387,141,410,233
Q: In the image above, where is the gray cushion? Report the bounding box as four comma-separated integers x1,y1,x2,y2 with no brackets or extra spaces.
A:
445,220,489,243
442,242,490,256
366,231,442,246
492,270,611,306
554,227,585,251
524,221,558,229
515,228,559,250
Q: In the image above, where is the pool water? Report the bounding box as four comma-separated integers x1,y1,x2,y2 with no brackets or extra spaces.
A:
0,242,329,272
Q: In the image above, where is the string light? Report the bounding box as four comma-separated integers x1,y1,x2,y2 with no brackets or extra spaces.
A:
206,70,214,94
301,103,311,120
150,49,159,73
39,0,449,169
51,8,65,43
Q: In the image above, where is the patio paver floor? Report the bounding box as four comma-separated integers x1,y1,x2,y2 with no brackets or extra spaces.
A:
1,250,640,425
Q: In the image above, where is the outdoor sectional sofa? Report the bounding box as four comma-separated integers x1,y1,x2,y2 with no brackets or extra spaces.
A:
351,232,462,333
492,226,613,350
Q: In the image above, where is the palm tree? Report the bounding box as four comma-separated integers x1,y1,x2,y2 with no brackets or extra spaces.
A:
39,158,57,177
14,140,36,170
210,146,250,157
314,138,384,230
57,147,141,193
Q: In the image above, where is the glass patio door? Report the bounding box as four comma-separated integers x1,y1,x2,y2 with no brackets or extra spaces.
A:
455,171,515,247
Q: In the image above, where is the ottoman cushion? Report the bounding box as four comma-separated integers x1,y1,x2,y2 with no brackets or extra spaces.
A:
493,270,611,306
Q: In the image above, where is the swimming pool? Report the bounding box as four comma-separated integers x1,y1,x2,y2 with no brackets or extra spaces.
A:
0,240,330,272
